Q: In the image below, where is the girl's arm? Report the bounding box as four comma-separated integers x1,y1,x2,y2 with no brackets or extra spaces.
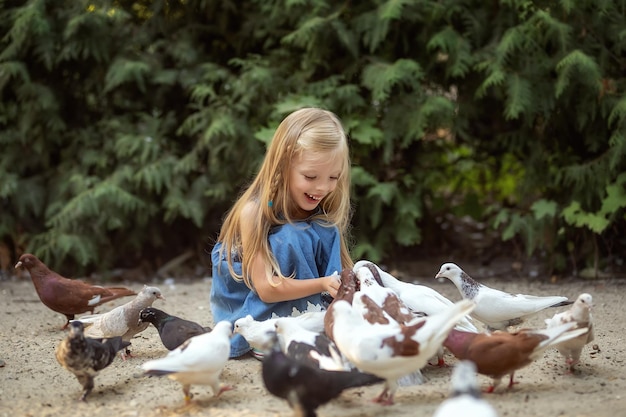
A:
250,254,340,303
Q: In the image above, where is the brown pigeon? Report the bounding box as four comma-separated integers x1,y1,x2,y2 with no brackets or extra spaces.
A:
15,253,136,329
443,322,588,392
55,320,130,401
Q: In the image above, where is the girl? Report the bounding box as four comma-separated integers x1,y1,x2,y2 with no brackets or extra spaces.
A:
210,107,353,358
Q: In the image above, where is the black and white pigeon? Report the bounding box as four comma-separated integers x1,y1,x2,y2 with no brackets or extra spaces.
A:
139,307,211,350
55,320,130,401
261,330,383,417
435,263,572,331
141,320,234,404
433,360,499,417
331,297,476,405
78,285,165,358
275,317,351,371
544,293,594,372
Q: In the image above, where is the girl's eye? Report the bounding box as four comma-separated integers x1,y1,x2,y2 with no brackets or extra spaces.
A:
330,176,339,181
304,175,316,180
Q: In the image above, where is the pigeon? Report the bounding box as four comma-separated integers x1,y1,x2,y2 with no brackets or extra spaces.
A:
141,320,234,404
330,297,476,404
275,317,351,371
139,307,211,350
433,360,499,417
261,330,383,417
14,253,136,329
233,311,325,353
77,285,165,358
55,320,130,401
435,262,572,331
544,293,594,371
443,322,588,392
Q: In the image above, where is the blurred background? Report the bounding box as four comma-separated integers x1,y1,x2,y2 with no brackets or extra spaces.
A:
1,0,625,282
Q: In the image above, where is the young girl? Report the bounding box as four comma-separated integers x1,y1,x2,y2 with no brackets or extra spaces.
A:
210,107,353,358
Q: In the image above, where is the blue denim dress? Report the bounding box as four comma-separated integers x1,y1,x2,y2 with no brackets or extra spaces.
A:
210,219,343,357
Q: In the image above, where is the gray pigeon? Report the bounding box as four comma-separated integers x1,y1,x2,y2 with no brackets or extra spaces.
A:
55,321,130,401
139,306,211,350
77,285,165,358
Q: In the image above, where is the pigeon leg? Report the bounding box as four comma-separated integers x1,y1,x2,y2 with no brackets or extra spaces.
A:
565,357,579,373
182,384,193,404
120,346,134,361
78,375,94,401
484,377,502,393
507,372,519,389
62,314,75,330
372,384,395,406
215,383,234,396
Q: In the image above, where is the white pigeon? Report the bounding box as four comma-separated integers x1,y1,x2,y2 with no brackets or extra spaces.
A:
274,318,351,371
331,297,476,405
233,311,325,352
433,360,499,417
545,293,594,371
77,285,165,358
435,263,571,331
141,320,234,404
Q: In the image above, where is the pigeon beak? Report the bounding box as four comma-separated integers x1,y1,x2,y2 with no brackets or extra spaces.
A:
14,261,22,269
157,295,166,301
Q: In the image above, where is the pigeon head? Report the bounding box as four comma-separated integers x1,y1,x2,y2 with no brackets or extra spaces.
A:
67,321,86,337
14,253,40,271
138,307,166,324
214,320,234,338
435,263,463,281
138,286,166,302
354,264,384,288
335,269,359,302
233,315,254,335
450,360,481,398
576,293,593,310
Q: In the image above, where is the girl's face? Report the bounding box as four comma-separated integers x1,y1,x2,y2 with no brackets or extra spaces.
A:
288,150,343,218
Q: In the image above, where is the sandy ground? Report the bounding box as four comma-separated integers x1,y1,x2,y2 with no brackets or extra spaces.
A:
1,269,625,417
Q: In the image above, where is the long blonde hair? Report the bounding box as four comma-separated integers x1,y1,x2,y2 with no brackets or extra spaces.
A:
217,107,353,290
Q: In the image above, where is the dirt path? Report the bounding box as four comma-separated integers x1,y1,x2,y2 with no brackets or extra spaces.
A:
1,271,625,417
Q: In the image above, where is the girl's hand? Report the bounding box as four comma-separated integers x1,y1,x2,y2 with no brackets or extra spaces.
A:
323,272,341,298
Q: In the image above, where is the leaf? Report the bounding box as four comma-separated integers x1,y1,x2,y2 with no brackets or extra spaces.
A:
104,58,151,93
561,201,610,233
555,49,601,98
531,199,557,220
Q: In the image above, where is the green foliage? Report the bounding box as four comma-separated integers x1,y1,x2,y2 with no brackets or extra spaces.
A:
1,0,625,275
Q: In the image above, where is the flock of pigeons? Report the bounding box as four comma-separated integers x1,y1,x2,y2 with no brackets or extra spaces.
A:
14,253,595,417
